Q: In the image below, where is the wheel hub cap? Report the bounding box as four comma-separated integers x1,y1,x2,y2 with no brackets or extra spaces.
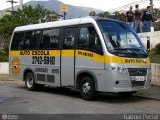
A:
27,76,33,88
82,82,91,94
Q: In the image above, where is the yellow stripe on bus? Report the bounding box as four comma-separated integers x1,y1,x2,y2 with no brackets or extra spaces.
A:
61,50,74,56
76,50,104,63
76,50,150,65
120,57,150,65
105,55,123,64
10,50,60,56
105,56,150,65
9,50,150,65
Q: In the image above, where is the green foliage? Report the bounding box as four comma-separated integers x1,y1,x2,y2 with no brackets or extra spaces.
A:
148,53,160,63
148,44,160,63
98,12,111,18
0,56,8,62
0,50,6,56
157,21,160,31
97,11,125,22
153,21,160,31
154,8,160,22
89,11,96,16
0,5,59,55
0,50,8,62
154,43,160,55
158,21,160,31
152,8,160,31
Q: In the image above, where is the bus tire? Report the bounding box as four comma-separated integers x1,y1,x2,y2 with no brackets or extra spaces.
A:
119,92,133,97
80,76,97,101
25,72,37,91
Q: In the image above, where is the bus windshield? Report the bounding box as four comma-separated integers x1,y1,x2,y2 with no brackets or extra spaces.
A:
97,20,148,58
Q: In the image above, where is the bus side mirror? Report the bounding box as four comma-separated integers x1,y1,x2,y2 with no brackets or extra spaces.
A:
147,36,150,53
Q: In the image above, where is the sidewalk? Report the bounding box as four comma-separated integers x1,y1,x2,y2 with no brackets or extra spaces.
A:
0,74,13,81
0,74,23,84
136,86,160,100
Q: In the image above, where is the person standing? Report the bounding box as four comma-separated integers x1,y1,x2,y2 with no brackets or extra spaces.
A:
142,6,154,32
134,4,143,33
126,6,135,28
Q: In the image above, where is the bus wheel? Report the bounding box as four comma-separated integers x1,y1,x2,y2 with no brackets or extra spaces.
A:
80,76,96,101
25,72,36,91
119,92,133,97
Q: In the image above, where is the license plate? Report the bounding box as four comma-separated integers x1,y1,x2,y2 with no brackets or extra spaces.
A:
130,76,145,81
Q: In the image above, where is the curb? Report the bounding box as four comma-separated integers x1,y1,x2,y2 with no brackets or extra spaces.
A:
135,94,160,101
0,74,18,81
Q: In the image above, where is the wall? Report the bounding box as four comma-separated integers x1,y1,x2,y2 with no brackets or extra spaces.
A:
138,31,160,49
139,32,160,86
0,62,9,74
151,63,160,86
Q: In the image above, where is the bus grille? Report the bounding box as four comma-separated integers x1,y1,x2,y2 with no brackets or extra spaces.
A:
128,68,147,87
128,68,147,76
131,81,146,87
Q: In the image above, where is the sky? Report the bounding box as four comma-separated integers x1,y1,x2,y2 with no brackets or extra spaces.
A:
0,0,160,11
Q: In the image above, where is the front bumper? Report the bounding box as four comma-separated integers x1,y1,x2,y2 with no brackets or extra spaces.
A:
97,67,151,93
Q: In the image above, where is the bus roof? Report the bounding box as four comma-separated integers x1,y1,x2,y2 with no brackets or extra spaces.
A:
14,16,123,32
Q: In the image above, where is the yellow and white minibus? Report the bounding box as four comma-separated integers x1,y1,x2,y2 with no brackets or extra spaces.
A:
9,17,151,100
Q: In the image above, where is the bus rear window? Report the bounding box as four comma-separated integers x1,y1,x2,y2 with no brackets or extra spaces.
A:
11,32,24,50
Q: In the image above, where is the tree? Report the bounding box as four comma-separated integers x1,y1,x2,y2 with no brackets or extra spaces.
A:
0,5,59,55
97,11,125,22
89,11,96,16
98,12,111,18
153,8,160,31
154,21,160,31
154,8,160,20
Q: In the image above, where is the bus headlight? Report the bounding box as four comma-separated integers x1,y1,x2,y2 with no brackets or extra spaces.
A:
108,67,127,74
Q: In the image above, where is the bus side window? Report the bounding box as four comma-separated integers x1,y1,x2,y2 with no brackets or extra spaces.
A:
63,29,76,49
78,25,103,54
11,32,24,50
23,30,41,50
23,31,32,50
41,28,60,50
31,31,41,50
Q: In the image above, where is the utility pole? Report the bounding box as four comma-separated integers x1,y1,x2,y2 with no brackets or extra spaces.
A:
63,12,67,20
150,0,154,29
6,0,18,14
150,0,154,17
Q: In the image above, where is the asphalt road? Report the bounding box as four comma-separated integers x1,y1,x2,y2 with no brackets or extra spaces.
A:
0,80,160,115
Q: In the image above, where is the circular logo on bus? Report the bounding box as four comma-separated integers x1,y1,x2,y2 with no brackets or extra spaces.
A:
11,57,21,76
